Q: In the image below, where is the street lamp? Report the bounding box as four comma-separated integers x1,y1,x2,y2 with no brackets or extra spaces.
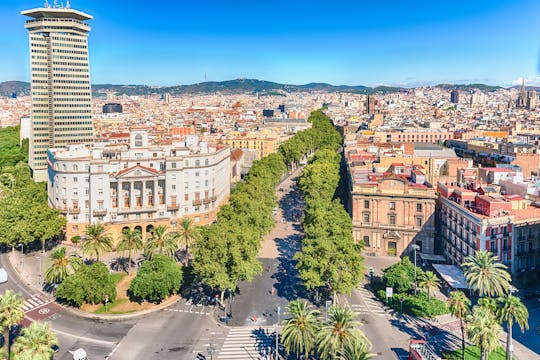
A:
325,300,332,323
275,306,281,360
411,244,420,295
17,244,24,271
36,256,42,286
207,342,216,360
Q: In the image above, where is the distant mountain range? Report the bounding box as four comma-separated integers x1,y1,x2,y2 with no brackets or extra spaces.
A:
0,78,519,98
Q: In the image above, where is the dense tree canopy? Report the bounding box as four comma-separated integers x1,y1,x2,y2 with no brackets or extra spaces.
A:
294,111,364,301
193,110,337,298
129,255,183,303
0,127,64,249
56,262,117,307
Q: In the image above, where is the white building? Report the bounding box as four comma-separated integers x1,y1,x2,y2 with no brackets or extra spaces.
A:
47,130,230,242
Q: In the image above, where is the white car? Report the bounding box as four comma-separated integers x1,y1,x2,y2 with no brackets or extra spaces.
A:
0,268,7,283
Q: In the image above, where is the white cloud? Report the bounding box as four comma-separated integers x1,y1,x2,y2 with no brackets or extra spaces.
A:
511,76,540,86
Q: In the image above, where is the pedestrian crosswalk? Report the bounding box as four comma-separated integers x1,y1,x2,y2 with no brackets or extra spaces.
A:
21,294,51,313
217,326,278,360
349,287,392,318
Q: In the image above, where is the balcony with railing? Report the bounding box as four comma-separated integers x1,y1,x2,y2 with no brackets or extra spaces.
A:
93,209,107,216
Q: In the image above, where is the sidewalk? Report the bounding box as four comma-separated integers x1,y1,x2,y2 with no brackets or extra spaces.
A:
8,249,49,296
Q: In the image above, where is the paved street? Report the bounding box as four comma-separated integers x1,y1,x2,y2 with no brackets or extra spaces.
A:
217,326,277,359
231,167,307,327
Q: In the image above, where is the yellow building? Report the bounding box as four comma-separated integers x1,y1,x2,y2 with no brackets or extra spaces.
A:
221,136,278,159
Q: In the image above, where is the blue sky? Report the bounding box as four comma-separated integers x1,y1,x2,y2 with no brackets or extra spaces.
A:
1,0,540,86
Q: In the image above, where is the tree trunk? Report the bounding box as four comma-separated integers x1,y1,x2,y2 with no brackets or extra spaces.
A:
480,345,484,360
460,318,465,360
220,290,225,305
507,320,513,360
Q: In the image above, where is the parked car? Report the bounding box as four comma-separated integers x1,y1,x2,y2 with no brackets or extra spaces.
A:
0,268,8,283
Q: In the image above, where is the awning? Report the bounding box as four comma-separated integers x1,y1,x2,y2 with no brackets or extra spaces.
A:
433,264,468,289
418,253,446,262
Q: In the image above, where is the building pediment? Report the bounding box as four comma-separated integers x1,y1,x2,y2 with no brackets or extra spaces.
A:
383,230,401,239
115,165,159,179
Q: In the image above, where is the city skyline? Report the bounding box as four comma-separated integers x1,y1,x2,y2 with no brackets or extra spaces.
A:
0,0,539,87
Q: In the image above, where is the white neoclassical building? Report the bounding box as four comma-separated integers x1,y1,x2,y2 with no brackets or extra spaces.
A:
47,129,230,242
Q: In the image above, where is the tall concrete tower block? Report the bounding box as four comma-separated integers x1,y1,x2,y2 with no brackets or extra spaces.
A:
22,4,94,181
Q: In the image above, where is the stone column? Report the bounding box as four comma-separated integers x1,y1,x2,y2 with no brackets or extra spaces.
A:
142,181,148,208
153,180,158,206
117,181,121,209
130,181,135,208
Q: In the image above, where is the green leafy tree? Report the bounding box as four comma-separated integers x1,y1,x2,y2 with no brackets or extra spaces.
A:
44,246,82,284
0,290,25,359
339,339,375,360
381,258,420,294
116,228,143,271
496,295,529,360
281,300,321,359
12,322,58,360
56,262,117,307
462,250,511,297
466,306,502,360
417,271,440,301
447,291,471,360
317,306,369,360
82,223,113,261
129,255,183,303
144,225,178,259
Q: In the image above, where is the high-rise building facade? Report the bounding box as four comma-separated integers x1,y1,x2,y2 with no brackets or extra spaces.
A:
22,5,94,181
450,90,459,104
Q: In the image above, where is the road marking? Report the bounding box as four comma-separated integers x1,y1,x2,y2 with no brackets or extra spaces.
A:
51,327,117,346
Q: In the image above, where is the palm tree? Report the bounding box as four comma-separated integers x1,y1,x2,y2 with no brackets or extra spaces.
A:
177,218,199,264
144,225,177,259
417,271,440,301
82,223,113,262
462,250,511,297
496,295,529,360
0,290,25,359
116,228,143,271
281,300,321,359
317,305,369,359
338,338,374,360
447,291,471,360
12,322,58,360
466,305,502,360
44,246,82,284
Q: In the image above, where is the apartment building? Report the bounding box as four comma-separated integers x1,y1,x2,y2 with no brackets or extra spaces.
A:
437,182,540,280
47,129,230,242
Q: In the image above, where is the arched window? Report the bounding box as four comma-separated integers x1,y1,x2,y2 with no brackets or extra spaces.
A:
73,164,78,171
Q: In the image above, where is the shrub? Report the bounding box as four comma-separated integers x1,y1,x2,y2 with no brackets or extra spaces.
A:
376,290,447,318
129,255,183,303
56,262,117,307
382,258,423,293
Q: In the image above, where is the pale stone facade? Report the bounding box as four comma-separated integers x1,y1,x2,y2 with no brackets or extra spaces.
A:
47,131,230,243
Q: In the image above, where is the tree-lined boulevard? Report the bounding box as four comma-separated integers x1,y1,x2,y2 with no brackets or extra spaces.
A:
1,111,540,359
